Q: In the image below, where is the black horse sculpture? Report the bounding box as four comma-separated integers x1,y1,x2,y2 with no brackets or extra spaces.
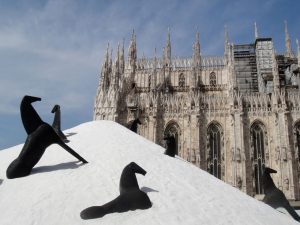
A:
126,118,142,133
80,162,152,219
20,95,44,134
262,167,300,221
51,104,68,142
163,135,176,157
6,95,88,179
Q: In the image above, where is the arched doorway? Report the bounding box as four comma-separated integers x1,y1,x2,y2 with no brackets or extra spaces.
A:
207,122,223,179
164,121,181,156
250,121,267,195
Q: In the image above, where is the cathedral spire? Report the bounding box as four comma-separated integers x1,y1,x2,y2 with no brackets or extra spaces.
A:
128,29,137,71
107,47,113,89
109,48,113,72
103,43,110,73
285,20,294,58
100,43,110,90
224,25,229,55
228,43,236,90
151,47,157,90
272,48,280,91
164,27,171,66
254,22,258,39
119,38,125,74
297,39,300,67
192,31,201,68
111,43,120,89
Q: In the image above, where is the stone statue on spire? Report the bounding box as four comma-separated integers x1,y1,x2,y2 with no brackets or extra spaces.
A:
254,22,259,39
128,29,137,71
285,21,294,58
164,27,171,67
192,32,201,68
224,25,229,57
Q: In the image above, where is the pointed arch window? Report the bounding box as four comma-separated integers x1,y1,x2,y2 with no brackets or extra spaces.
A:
250,122,266,195
179,73,185,87
207,123,222,179
209,72,216,86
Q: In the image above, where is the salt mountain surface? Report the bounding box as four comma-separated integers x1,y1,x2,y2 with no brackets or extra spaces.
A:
0,121,298,225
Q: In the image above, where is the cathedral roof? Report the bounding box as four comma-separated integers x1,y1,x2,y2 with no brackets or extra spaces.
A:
136,56,225,69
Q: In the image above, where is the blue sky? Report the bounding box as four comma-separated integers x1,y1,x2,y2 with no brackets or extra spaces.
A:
0,0,299,149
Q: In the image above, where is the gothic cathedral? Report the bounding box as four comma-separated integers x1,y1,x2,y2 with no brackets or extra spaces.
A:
94,22,300,200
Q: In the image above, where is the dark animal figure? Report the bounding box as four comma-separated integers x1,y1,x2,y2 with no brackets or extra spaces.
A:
80,162,152,220
262,167,300,221
163,135,176,157
20,95,44,134
51,104,68,142
6,95,88,179
127,118,142,133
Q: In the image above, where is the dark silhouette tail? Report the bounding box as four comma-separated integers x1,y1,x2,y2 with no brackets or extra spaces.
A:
80,197,120,220
80,206,107,220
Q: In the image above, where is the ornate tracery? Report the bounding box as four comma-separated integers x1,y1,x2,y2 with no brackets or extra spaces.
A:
207,122,223,179
209,72,216,86
250,121,267,195
179,73,185,87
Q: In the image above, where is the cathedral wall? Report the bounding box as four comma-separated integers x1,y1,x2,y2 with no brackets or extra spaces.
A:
201,67,228,85
287,111,300,199
240,111,297,199
94,32,300,200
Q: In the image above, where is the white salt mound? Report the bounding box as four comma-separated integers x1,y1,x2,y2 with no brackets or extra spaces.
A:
0,120,298,225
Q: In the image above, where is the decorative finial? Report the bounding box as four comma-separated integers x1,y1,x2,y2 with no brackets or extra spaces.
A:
104,42,110,63
254,22,258,39
284,20,293,57
167,27,171,42
284,20,290,44
224,24,229,44
117,42,120,59
297,39,300,66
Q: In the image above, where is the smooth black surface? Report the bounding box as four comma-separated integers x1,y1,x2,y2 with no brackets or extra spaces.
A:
80,162,152,220
262,167,300,221
127,118,141,133
163,135,176,157
51,104,68,142
20,95,44,134
6,95,88,179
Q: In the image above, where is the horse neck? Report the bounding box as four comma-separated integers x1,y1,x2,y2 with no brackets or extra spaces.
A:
263,174,276,191
119,168,139,193
52,110,61,129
